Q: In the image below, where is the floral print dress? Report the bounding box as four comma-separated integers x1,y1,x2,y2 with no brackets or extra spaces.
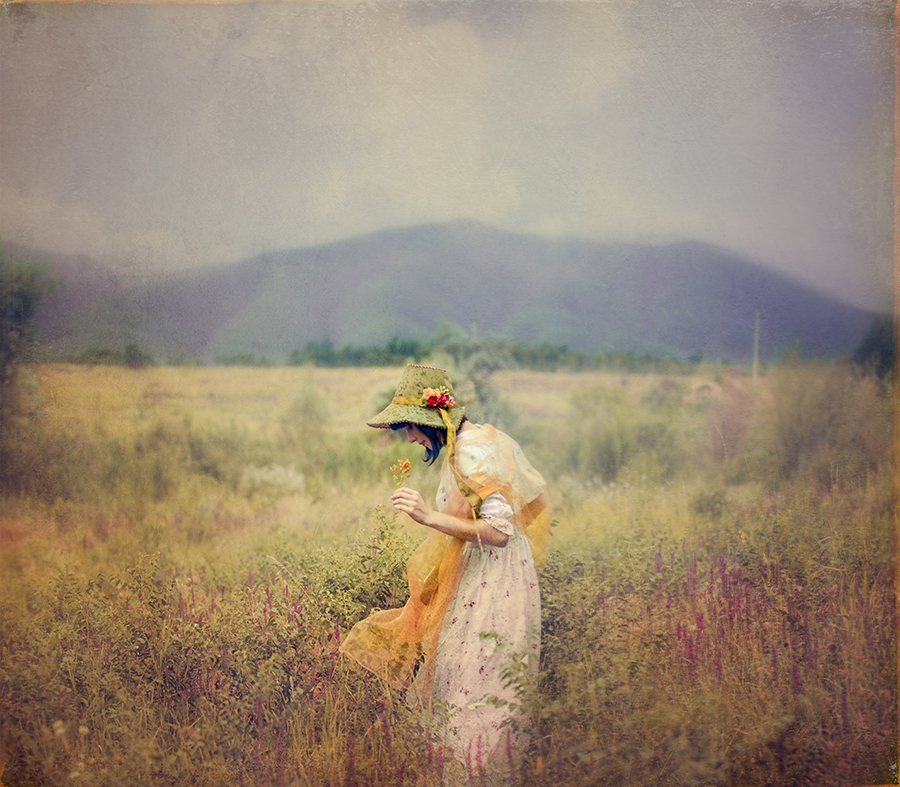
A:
425,427,542,765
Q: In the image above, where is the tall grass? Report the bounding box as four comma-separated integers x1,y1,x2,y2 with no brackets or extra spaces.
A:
536,479,894,786
0,361,895,786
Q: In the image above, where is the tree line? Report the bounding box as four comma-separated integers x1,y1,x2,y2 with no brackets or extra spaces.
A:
50,325,898,379
59,336,703,375
2,250,894,382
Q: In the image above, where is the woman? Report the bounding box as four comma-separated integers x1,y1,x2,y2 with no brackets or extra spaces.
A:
340,364,551,768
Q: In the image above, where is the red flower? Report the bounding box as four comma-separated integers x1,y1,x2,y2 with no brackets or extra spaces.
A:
421,386,455,409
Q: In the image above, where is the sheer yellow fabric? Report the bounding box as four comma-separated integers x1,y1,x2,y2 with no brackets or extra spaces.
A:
339,425,551,691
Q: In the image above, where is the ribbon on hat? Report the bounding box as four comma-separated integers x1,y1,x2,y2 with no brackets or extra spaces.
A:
392,395,482,516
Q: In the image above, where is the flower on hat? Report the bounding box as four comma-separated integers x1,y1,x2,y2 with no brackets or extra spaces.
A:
421,386,455,409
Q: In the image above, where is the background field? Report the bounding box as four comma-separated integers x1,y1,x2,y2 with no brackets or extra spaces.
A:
0,361,895,786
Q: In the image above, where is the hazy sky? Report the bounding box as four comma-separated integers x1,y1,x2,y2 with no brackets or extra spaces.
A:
0,0,894,311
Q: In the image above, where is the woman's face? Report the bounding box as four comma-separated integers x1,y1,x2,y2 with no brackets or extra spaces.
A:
405,424,430,448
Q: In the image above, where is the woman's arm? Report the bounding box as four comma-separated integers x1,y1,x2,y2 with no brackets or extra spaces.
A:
390,486,509,548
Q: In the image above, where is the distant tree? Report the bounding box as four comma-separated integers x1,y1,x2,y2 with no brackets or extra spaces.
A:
71,344,155,368
166,355,205,367
385,335,429,364
429,321,517,428
0,251,54,425
1,251,55,491
289,340,337,367
429,321,473,369
74,347,123,366
216,353,272,367
510,342,585,372
288,336,428,367
852,314,894,379
124,343,154,369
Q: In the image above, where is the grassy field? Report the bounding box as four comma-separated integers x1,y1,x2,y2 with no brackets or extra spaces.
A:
0,362,895,786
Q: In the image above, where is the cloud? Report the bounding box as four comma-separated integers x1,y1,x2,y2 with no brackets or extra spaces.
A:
0,0,893,309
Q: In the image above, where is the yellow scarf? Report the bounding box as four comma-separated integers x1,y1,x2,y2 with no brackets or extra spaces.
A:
339,425,551,692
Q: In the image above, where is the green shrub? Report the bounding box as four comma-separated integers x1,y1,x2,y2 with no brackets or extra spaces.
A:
549,381,705,484
743,356,892,489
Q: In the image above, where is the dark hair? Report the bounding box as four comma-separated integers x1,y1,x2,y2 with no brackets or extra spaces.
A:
391,422,446,465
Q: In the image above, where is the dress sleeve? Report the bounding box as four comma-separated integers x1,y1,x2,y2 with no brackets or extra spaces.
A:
479,492,514,536
455,439,491,480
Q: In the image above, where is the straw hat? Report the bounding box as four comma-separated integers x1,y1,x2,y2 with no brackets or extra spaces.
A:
367,364,464,430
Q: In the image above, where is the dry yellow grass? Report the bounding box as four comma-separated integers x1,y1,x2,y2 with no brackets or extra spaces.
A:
35,363,723,437
2,361,894,787
36,364,406,437
495,369,703,426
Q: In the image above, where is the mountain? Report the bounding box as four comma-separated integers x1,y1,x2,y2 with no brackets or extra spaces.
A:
22,221,875,363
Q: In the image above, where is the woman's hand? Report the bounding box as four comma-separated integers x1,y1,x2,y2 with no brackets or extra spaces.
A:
390,486,508,547
391,486,434,526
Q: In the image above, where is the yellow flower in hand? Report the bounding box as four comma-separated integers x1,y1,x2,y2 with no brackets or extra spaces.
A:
390,459,412,487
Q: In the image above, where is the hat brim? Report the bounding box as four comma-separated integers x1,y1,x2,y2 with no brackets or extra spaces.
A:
367,401,464,431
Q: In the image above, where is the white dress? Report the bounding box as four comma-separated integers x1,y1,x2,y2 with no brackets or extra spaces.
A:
426,428,542,766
